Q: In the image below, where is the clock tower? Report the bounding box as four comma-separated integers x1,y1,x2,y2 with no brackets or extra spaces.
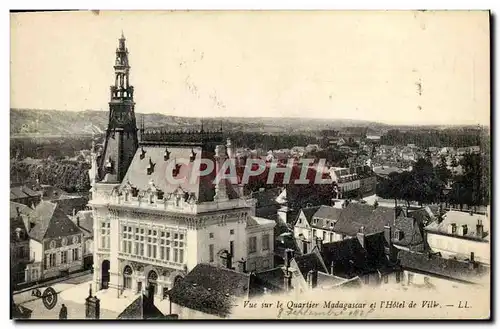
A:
97,32,139,183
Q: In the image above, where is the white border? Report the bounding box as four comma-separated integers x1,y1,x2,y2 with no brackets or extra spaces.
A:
2,2,498,328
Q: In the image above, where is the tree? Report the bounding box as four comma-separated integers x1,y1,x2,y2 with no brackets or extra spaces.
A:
435,155,452,185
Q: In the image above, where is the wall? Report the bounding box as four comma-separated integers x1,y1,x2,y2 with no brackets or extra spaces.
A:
247,226,275,272
426,232,490,264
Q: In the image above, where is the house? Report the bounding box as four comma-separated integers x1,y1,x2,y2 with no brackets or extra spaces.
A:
311,228,401,286
10,208,31,286
168,263,264,318
246,216,276,272
424,210,490,265
398,250,489,288
26,201,84,283
10,185,41,208
72,210,94,270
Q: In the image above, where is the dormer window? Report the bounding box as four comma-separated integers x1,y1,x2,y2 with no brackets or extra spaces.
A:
172,164,181,177
15,227,23,239
190,149,197,162
140,147,147,160
164,148,171,161
147,158,156,175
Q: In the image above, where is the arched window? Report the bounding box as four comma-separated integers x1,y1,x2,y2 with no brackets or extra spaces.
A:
147,270,158,295
123,265,133,290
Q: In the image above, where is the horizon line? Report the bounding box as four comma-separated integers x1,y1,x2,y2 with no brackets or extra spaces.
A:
10,107,490,128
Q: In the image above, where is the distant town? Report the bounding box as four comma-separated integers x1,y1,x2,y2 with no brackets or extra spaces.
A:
10,33,490,320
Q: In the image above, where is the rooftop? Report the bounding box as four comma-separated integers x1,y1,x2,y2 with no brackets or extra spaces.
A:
425,210,489,241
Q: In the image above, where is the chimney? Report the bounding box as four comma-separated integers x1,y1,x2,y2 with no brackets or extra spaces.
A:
76,215,80,227
357,226,366,248
476,220,484,238
85,284,100,319
237,259,247,273
307,270,318,289
284,271,292,292
330,261,335,275
470,252,475,262
284,248,294,270
16,207,21,217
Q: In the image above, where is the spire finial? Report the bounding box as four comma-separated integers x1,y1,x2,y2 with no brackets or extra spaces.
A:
121,30,125,39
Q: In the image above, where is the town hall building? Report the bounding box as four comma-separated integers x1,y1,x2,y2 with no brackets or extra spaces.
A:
88,34,274,299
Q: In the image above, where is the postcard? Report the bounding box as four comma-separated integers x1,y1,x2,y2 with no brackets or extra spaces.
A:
10,10,490,320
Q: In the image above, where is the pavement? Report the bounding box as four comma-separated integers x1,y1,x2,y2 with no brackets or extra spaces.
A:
12,272,180,320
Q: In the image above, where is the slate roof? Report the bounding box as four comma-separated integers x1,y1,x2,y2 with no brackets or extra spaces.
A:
10,185,40,199
293,253,327,279
398,250,489,283
333,203,394,237
121,145,239,204
51,195,88,216
117,294,166,320
74,210,93,238
391,216,425,251
316,272,347,288
310,205,342,230
168,263,252,318
254,267,285,291
425,210,489,241
29,201,81,242
318,232,395,279
294,206,321,226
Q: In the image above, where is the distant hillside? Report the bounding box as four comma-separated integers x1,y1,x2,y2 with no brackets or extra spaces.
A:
10,108,389,136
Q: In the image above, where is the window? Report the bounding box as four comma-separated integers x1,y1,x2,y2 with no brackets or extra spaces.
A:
121,225,133,254
209,244,214,262
123,266,133,290
61,237,68,247
135,227,145,256
408,273,414,285
262,259,270,269
322,231,326,241
262,234,270,251
248,236,257,254
312,229,317,238
230,229,234,235
173,232,184,263
50,253,56,267
72,248,79,261
61,251,67,264
209,232,214,239
100,221,111,249
329,232,333,242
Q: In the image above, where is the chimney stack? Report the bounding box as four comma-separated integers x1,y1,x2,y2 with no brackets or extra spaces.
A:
330,261,335,275
357,226,366,248
284,271,292,292
470,252,475,262
307,270,318,289
284,248,294,270
476,219,484,238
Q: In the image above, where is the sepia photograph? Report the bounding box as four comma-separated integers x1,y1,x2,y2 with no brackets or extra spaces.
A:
9,10,491,320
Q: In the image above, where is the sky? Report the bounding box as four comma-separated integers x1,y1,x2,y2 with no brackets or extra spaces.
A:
10,10,490,125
